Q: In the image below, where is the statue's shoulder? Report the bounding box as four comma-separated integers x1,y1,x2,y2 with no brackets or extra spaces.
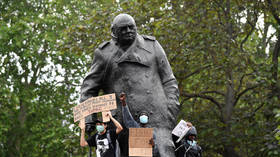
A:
142,35,156,41
98,41,111,50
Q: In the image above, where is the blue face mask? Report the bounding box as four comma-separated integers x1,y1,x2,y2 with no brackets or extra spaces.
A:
187,140,197,146
96,125,105,133
139,115,148,124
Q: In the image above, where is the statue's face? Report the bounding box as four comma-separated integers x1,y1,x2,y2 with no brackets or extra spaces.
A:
115,23,137,45
118,24,136,42
112,14,137,45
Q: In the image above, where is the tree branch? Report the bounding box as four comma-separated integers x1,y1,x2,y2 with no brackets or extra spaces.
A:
265,32,276,47
213,0,226,26
213,0,226,15
200,90,225,96
180,98,189,105
241,103,265,119
271,33,280,95
240,10,258,52
176,64,211,80
267,0,280,25
237,73,254,93
234,84,259,106
181,92,223,111
54,80,80,87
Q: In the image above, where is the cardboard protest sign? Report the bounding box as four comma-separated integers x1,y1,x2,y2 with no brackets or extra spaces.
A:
73,93,116,122
172,120,191,143
129,128,153,157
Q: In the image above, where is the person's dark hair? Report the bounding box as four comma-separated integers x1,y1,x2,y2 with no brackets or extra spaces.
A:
94,117,109,125
139,111,149,118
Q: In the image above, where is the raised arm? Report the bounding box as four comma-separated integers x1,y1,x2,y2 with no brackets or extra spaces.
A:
120,93,140,128
107,112,123,134
79,118,88,147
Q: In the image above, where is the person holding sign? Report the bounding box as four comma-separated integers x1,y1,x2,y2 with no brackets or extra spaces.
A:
120,93,159,156
172,122,202,157
79,112,123,157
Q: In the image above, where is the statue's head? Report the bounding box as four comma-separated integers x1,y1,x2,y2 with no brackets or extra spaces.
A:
111,13,137,45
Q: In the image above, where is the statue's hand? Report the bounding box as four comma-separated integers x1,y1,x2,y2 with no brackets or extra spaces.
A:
166,98,180,124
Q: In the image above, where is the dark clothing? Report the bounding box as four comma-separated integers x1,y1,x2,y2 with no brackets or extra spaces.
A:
122,105,159,156
87,129,117,157
117,128,129,157
173,135,202,157
122,105,140,128
80,34,180,157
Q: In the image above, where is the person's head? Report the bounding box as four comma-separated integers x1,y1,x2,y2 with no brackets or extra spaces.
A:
111,13,137,46
95,119,107,134
186,126,197,141
139,111,149,125
188,134,196,141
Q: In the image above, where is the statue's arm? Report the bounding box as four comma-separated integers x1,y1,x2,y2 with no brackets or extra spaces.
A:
80,49,106,103
155,41,180,115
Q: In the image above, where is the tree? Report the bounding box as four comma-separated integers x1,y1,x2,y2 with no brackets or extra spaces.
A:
0,0,95,156
1,0,279,156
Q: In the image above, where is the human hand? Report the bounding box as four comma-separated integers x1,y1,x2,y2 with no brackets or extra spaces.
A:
186,122,193,127
120,92,126,106
149,138,155,147
105,111,112,119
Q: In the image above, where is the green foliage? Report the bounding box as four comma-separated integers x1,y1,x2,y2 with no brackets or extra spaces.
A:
0,0,279,157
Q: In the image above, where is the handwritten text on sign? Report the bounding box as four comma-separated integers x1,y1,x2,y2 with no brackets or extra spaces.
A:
129,128,153,157
73,94,116,122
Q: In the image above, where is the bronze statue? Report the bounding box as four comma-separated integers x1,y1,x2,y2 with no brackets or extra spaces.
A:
80,13,180,157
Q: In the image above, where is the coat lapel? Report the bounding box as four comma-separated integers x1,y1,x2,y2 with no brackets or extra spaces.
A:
116,35,152,67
